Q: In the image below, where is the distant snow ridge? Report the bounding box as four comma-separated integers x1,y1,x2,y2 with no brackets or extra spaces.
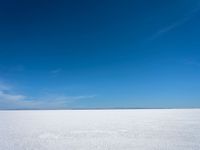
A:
0,109,200,150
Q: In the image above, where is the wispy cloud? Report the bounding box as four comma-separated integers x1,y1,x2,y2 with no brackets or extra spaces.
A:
149,6,200,41
29,95,96,109
0,87,29,109
0,81,96,109
183,58,200,67
0,91,26,101
0,82,11,91
64,95,96,100
50,68,62,74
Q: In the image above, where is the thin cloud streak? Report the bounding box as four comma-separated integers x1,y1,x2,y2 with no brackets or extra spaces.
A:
0,82,96,109
149,6,200,41
50,68,62,74
183,58,200,67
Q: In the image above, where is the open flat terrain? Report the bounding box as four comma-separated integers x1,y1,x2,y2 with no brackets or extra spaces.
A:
0,109,200,150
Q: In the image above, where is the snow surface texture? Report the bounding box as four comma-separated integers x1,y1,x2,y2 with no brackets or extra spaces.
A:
0,109,200,150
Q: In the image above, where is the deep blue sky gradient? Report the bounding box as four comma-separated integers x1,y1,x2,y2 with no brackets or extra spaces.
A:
0,0,200,109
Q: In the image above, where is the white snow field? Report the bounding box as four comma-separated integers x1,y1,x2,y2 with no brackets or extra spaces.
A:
0,109,200,150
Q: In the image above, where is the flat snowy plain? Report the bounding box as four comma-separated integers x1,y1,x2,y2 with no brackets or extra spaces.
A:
0,109,200,150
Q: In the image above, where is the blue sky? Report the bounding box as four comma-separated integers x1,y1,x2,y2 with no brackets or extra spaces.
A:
1,0,200,109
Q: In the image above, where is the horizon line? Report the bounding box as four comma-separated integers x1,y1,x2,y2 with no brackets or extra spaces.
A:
0,107,200,111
